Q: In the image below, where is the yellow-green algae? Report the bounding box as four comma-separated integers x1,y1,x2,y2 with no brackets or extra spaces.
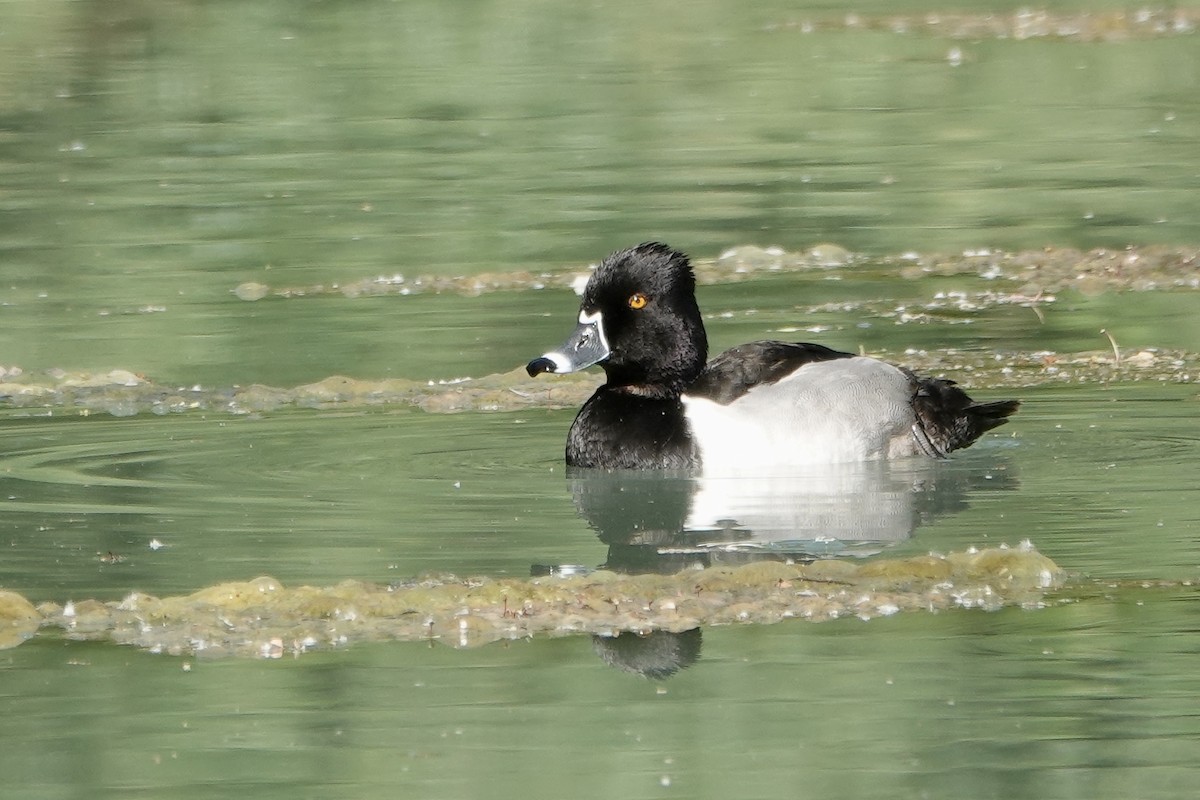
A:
7,544,1062,659
234,244,1200,302
765,9,1200,42
2,243,1198,420
0,590,40,650
0,342,1194,421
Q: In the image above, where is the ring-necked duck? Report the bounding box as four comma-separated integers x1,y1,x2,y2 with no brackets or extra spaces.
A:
527,242,1018,470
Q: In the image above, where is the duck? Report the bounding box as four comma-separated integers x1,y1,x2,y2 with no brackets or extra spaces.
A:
526,242,1018,471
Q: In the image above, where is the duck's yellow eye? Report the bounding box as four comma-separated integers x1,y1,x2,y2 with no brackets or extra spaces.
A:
628,293,648,310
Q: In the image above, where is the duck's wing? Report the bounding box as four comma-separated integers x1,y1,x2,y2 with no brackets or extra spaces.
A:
687,340,854,405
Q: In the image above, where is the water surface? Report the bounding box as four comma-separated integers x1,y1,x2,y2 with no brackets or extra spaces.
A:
1,2,1199,799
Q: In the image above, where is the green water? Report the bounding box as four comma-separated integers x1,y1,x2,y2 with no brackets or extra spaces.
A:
2,2,1199,798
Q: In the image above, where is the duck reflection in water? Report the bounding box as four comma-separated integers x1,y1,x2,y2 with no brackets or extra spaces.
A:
591,628,702,680
544,456,1016,678
563,457,1016,574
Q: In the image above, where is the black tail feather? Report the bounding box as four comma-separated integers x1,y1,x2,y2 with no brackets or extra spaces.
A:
909,375,1019,457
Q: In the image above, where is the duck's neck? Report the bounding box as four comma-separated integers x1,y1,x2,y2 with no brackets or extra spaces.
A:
608,381,681,400
600,361,701,401
599,319,708,399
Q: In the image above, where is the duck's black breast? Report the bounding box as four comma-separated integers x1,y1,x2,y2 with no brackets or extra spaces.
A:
685,340,854,405
566,387,699,470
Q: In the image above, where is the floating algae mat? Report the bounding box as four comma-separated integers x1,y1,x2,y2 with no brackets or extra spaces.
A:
1,244,1196,420
0,346,1196,420
0,544,1061,659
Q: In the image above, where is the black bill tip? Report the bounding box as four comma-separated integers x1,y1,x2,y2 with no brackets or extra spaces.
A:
526,357,557,377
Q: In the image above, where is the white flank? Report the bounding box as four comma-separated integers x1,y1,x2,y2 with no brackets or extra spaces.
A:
682,357,917,472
